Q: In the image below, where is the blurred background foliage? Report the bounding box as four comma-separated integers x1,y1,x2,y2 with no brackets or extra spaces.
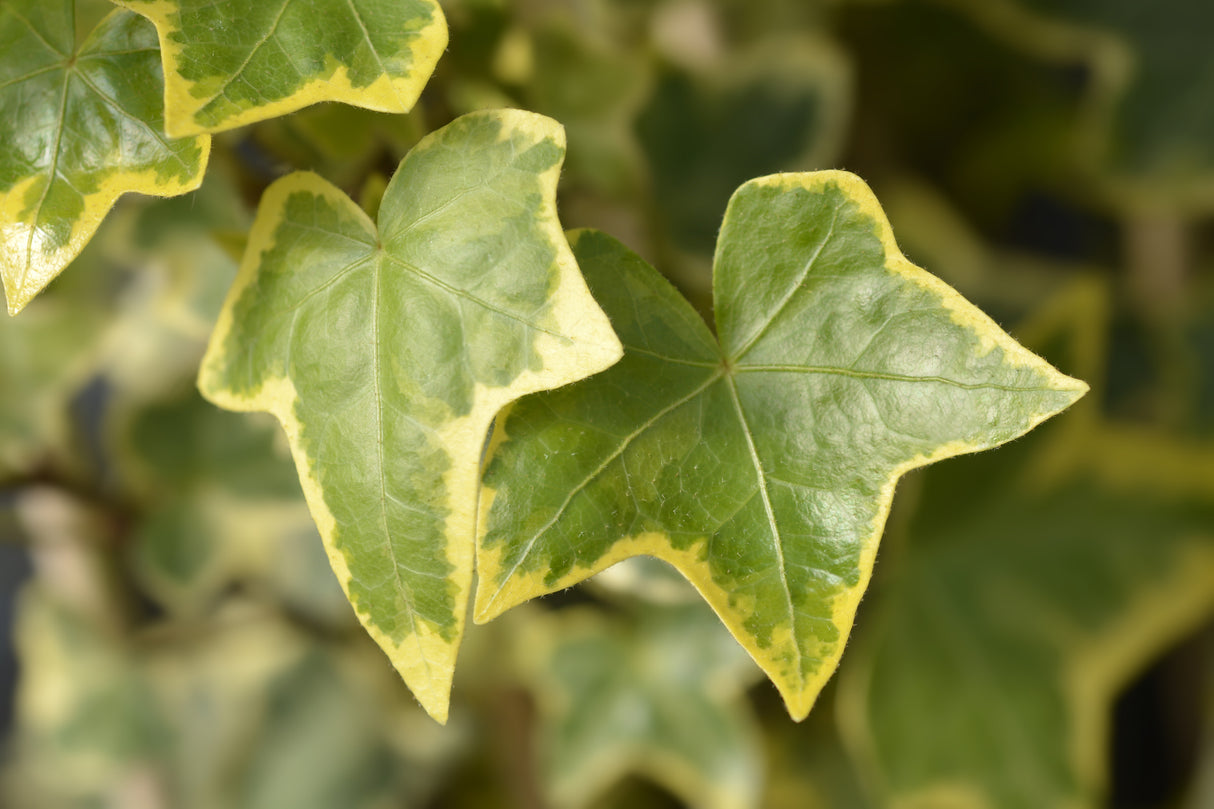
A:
2,0,1213,807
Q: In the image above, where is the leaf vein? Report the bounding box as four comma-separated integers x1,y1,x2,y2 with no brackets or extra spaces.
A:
735,364,1049,392
730,200,839,361
724,374,803,681
482,370,724,611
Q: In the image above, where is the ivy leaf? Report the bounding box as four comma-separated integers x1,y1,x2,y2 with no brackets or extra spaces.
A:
521,604,762,809
476,172,1087,720
113,0,448,136
197,109,622,723
0,1,210,315
836,280,1214,809
959,0,1214,203
637,37,851,258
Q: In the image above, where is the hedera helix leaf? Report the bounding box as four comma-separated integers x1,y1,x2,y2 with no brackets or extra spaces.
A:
476,171,1088,721
112,0,448,136
197,109,622,722
0,0,210,315
523,605,762,809
836,280,1214,809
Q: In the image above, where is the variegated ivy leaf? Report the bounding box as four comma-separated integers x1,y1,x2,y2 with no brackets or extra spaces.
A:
0,1,210,315
521,604,762,809
476,172,1087,721
197,109,622,722
836,280,1214,809
962,0,1214,202
113,0,448,136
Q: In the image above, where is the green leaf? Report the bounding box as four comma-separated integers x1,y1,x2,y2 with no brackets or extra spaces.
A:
519,21,651,197
197,109,622,722
113,387,352,622
636,37,851,257
113,0,448,136
0,1,210,314
522,604,762,809
4,586,168,807
0,292,100,476
836,281,1214,809
476,172,1087,720
960,0,1214,205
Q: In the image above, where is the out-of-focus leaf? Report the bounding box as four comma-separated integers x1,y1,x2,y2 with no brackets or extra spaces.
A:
839,1,1085,231
87,172,245,403
249,105,427,189
477,174,1085,720
112,0,447,136
0,1,210,314
5,586,461,809
523,604,762,809
145,609,459,809
955,0,1214,207
114,387,353,623
636,36,851,259
589,556,701,607
3,587,168,808
759,687,872,809
198,110,622,722
520,22,651,197
0,294,102,477
837,279,1214,809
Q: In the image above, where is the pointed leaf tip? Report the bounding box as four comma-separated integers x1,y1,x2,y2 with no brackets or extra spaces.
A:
199,109,620,721
113,0,448,136
0,4,210,313
478,171,1085,721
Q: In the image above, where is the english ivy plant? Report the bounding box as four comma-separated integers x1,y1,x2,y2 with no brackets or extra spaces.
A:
0,0,209,313
4,2,1210,808
476,180,1083,720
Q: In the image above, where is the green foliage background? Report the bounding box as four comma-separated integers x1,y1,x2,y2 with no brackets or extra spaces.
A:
1,1,1212,808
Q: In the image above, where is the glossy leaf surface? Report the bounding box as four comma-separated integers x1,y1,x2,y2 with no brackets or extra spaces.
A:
113,0,448,136
198,110,622,722
477,172,1087,720
838,282,1214,809
0,1,209,314
958,0,1214,204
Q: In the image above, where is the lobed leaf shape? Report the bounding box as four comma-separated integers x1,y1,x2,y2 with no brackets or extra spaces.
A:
0,0,210,315
113,0,448,136
955,0,1214,203
476,171,1088,720
522,604,762,809
836,280,1214,809
197,109,622,722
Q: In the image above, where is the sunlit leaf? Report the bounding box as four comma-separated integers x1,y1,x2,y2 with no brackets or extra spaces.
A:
113,0,448,136
0,1,210,314
477,172,1086,720
837,280,1214,809
198,109,622,722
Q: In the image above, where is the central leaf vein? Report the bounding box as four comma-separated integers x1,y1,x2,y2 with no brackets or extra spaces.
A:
735,364,1051,392
371,255,431,676
199,0,292,113
724,373,802,679
341,0,405,106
